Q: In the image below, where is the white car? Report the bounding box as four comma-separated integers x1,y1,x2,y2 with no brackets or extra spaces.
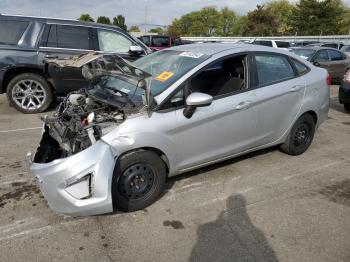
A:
252,39,291,50
27,43,330,216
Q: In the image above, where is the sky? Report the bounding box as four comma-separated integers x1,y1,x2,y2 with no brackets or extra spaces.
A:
1,0,350,29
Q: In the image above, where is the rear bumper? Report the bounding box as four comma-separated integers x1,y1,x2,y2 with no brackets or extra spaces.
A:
27,139,116,216
339,83,350,104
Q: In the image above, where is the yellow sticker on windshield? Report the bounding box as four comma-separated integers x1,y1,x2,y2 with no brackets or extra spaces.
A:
155,71,174,82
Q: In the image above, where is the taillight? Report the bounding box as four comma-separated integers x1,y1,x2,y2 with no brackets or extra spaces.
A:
344,69,350,83
326,74,332,86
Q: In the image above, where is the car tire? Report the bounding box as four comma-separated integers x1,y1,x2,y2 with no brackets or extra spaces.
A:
280,114,315,156
112,150,167,212
6,73,53,114
344,103,350,112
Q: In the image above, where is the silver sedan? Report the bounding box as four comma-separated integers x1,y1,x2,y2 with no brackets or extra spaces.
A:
27,43,330,216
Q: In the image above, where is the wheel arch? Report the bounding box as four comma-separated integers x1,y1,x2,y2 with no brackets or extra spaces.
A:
303,110,318,125
2,67,52,93
116,147,170,176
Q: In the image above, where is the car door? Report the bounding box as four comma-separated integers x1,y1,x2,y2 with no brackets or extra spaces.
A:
38,24,93,95
327,49,349,81
251,53,306,145
311,49,333,76
169,54,258,171
95,28,144,62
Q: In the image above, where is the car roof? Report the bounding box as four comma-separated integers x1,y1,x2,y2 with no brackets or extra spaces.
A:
291,46,340,51
167,42,296,56
0,14,123,31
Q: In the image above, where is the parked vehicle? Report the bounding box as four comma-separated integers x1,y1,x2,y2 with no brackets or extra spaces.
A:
290,41,320,47
27,43,330,216
139,35,183,51
290,47,350,83
251,39,290,50
0,14,151,113
340,45,350,56
306,42,344,49
339,69,350,112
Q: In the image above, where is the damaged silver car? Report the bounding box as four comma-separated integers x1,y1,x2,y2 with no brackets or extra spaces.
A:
27,44,329,216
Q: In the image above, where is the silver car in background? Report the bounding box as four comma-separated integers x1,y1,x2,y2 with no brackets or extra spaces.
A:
27,43,330,216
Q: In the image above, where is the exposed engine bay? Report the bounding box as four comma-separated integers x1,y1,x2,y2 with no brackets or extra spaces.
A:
34,53,152,163
42,90,125,156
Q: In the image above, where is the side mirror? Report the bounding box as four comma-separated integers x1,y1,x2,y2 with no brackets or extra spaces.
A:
129,45,143,55
313,61,321,67
183,92,213,119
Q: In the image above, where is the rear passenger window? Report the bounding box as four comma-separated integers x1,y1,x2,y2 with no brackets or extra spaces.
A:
313,50,329,62
293,59,309,75
328,50,345,61
152,36,169,47
255,54,295,85
276,41,290,48
0,20,29,45
56,25,90,50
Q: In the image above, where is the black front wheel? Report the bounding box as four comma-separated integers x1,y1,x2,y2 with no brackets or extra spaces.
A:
344,103,350,112
280,114,315,156
112,151,166,212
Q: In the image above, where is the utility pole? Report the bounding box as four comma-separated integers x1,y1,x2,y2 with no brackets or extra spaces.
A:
144,1,148,33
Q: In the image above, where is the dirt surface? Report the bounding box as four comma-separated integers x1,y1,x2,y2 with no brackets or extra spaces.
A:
0,85,349,262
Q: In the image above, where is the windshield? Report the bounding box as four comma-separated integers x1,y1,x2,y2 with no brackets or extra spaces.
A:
91,50,210,100
290,49,315,60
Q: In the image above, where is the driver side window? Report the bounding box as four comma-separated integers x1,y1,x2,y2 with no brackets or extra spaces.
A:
160,55,247,110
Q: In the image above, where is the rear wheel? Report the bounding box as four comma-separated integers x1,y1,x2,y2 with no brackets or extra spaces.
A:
344,103,350,112
112,151,166,212
6,73,52,113
280,114,315,156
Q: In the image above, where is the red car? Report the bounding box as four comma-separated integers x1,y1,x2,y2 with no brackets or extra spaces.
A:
139,35,183,51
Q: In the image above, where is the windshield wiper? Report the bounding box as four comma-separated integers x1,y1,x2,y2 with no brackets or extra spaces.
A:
104,86,136,107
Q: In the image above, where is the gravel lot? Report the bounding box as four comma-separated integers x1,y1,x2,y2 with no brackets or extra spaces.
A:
0,86,349,262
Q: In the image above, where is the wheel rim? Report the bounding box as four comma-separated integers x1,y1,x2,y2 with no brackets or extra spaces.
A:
118,163,155,200
293,122,311,148
11,80,47,110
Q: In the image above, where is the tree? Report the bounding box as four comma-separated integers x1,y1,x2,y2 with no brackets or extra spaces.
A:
167,6,221,36
113,15,127,31
231,16,248,36
289,0,345,35
149,27,164,35
266,0,295,35
167,19,182,36
218,7,237,36
78,13,94,22
129,26,141,32
97,16,111,25
243,5,279,36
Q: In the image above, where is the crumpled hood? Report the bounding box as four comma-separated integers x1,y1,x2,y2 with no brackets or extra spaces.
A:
45,52,153,114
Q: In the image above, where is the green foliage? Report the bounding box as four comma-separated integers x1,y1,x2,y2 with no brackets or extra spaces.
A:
243,5,279,36
167,6,237,36
97,16,111,25
266,0,295,35
129,26,141,32
149,27,164,34
113,15,127,31
289,0,345,35
78,13,94,22
167,1,349,36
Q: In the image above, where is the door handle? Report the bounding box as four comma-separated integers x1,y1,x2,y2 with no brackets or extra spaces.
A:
235,101,251,110
44,55,59,59
289,85,303,92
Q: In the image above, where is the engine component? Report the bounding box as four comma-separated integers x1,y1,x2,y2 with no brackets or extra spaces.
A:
42,89,125,156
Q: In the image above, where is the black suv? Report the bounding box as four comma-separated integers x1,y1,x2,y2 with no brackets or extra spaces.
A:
0,14,151,113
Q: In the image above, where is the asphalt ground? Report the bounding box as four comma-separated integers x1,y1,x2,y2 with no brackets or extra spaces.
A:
0,85,349,262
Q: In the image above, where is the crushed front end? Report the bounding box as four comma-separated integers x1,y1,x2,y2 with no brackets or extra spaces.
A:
26,53,152,216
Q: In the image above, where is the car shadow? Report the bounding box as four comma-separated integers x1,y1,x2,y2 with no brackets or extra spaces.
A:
188,194,279,262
